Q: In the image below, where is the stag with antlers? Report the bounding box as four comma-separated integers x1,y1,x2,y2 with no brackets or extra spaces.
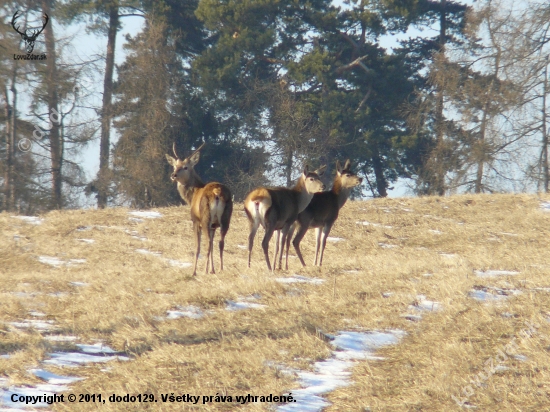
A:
11,11,49,54
166,143,233,276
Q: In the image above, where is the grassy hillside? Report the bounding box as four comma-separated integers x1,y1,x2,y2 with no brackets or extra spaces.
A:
1,193,550,411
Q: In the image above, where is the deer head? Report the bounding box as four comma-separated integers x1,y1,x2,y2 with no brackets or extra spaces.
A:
302,165,327,193
11,11,49,54
336,159,363,188
165,142,205,185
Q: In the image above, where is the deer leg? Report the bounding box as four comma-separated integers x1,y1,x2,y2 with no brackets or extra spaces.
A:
248,221,258,268
262,223,276,272
192,222,201,276
208,228,216,274
219,201,232,272
202,224,212,274
318,224,332,266
219,227,227,272
272,230,280,270
292,223,309,268
279,225,290,270
284,223,295,270
313,227,322,266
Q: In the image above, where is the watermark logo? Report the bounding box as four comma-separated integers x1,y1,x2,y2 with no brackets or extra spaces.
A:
11,10,48,59
17,86,78,153
18,138,32,152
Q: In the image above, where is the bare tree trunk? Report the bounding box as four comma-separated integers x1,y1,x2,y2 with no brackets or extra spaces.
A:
42,0,62,209
285,147,293,187
475,13,502,194
97,4,119,208
372,147,388,197
3,85,15,212
543,56,549,192
433,0,447,196
9,80,16,211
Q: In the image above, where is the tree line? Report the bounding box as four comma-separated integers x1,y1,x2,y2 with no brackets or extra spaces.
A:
1,0,550,213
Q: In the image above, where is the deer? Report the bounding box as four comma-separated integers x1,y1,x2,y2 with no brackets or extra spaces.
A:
285,159,362,268
244,165,326,272
165,143,233,276
11,11,49,54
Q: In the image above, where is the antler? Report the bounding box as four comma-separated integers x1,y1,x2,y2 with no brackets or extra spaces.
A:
32,13,49,39
190,142,205,157
172,142,180,159
11,11,25,36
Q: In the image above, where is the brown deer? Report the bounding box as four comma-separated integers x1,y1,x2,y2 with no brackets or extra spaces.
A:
287,159,362,268
166,143,232,276
244,165,326,271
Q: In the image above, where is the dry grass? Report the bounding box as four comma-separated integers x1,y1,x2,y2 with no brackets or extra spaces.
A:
2,193,550,410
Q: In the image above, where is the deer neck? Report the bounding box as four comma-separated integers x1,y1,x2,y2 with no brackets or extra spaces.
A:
332,178,352,209
293,177,315,213
177,172,205,204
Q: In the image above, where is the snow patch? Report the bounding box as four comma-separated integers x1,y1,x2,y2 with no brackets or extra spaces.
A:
275,275,325,285
166,306,205,320
474,270,519,278
469,286,522,302
11,216,43,225
226,296,266,311
43,352,130,367
277,330,405,411
9,320,57,331
38,256,86,267
128,210,163,219
30,369,84,385
356,221,393,229
77,238,95,244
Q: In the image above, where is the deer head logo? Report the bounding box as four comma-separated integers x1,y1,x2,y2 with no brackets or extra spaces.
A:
11,11,49,54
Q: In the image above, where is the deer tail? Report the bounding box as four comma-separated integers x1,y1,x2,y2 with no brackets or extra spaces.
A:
244,188,271,228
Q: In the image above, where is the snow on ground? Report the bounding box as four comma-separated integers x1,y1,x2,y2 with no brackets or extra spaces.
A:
0,318,130,411
474,270,520,278
37,256,86,267
356,221,394,229
9,320,57,332
378,243,398,249
128,211,163,219
277,330,405,411
135,249,192,268
69,281,89,287
166,305,206,320
30,369,84,384
275,275,325,285
469,286,522,302
10,216,43,225
43,352,130,368
225,296,266,311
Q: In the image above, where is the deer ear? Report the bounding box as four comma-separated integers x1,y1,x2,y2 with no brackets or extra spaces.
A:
316,165,327,176
165,154,176,166
344,159,351,171
303,165,310,177
189,151,200,166
336,160,342,175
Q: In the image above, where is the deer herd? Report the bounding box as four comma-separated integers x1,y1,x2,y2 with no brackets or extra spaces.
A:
166,143,363,276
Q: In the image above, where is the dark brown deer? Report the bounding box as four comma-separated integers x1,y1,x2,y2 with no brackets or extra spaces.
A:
166,143,232,276
11,11,49,54
244,165,326,271
287,159,362,268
